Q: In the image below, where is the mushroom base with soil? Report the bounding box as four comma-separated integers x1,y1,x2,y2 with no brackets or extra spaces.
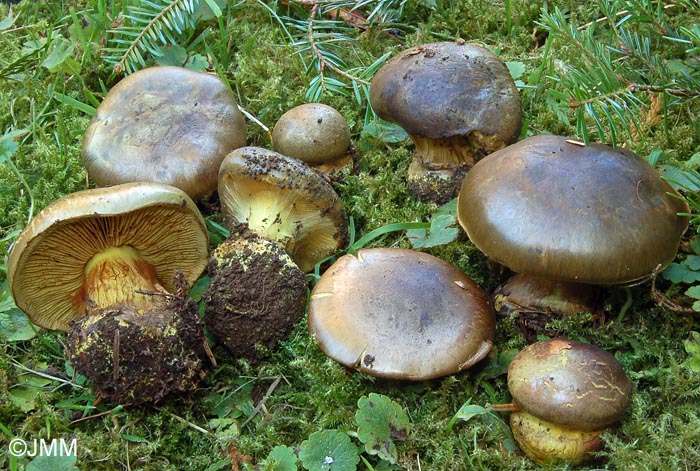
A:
407,158,468,205
66,297,207,405
203,231,307,360
493,274,604,341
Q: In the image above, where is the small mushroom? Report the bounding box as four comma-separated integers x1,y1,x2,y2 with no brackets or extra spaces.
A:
506,339,631,464
203,147,348,358
82,66,246,200
7,182,211,404
307,248,495,380
272,103,353,175
370,41,522,203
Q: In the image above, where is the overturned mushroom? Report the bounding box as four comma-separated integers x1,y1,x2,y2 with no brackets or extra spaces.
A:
82,66,246,199
204,147,348,358
308,248,495,380
370,41,521,203
7,182,211,404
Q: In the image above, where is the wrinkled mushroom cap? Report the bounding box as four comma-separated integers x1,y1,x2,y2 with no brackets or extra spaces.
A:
272,103,351,164
458,135,690,285
82,66,246,199
7,182,209,331
308,248,495,380
369,41,521,146
508,339,631,431
218,146,348,273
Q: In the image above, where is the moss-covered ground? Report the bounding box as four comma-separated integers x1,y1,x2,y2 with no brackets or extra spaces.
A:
1,1,700,470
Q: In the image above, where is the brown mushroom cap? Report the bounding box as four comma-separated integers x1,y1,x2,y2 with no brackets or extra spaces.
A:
82,66,246,199
457,134,690,285
308,248,495,380
508,339,631,431
218,146,348,273
369,41,521,155
272,103,351,165
7,182,209,331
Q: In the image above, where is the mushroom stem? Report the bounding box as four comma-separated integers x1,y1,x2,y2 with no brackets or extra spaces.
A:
491,402,522,413
73,245,167,315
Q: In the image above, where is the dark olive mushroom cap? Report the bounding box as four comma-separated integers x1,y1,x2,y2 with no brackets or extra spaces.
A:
458,134,690,285
82,66,246,199
272,103,351,164
218,146,348,273
7,182,209,331
369,42,521,145
308,248,495,380
508,339,631,431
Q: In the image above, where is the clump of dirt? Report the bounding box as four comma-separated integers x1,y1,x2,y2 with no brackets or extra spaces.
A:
203,230,307,360
66,295,207,405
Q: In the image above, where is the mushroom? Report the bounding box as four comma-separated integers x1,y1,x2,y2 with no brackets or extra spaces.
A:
217,146,348,273
506,339,631,464
307,248,495,380
82,66,246,200
272,103,353,175
457,135,689,317
203,146,348,358
7,182,211,404
369,41,522,203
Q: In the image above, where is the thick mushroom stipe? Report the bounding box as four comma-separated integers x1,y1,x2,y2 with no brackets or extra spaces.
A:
509,411,604,465
203,232,307,360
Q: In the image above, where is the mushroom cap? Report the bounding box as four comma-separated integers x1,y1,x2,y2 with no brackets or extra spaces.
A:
7,182,209,331
308,248,495,380
508,339,631,431
82,66,246,199
218,146,348,273
457,134,690,285
272,103,351,164
369,41,521,143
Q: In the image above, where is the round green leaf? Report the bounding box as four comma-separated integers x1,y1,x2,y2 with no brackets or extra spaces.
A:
355,393,410,464
299,430,360,471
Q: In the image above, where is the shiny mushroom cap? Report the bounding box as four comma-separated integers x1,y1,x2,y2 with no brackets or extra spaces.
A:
7,182,209,331
458,134,690,285
308,248,495,380
82,66,246,199
272,103,351,165
508,339,632,431
218,146,348,273
370,41,521,165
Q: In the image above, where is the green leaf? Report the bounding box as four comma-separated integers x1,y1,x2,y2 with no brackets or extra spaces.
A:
26,454,78,471
262,445,298,471
447,402,492,431
685,285,700,300
447,401,518,452
154,43,189,67
355,393,410,464
299,430,360,471
506,61,526,80
407,214,459,249
661,262,700,284
0,279,36,342
117,433,148,443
